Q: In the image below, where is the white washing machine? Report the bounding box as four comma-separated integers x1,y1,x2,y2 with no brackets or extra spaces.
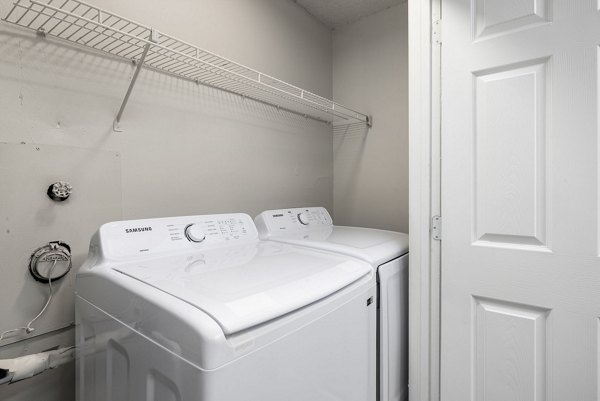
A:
76,213,377,401
255,207,409,401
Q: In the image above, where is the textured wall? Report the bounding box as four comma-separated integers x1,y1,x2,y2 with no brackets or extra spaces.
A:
332,4,408,233
0,1,332,399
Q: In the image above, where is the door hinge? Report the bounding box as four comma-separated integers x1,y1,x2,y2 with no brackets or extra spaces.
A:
432,215,442,240
432,19,442,45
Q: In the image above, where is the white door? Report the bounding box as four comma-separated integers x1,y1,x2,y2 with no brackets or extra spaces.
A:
441,1,600,400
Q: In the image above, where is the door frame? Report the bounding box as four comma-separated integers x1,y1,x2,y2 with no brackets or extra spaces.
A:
408,0,441,399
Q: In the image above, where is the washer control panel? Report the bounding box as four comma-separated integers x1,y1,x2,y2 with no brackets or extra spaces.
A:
255,207,333,235
98,213,257,260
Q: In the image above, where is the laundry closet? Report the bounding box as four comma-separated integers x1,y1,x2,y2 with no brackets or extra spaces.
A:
0,1,408,400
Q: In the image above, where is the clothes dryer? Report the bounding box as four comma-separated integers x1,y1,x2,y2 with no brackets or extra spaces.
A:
255,207,409,401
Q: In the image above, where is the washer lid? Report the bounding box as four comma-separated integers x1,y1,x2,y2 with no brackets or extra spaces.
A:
113,242,372,335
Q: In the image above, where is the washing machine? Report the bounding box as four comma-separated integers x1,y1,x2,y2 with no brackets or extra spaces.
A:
76,213,377,401
255,207,409,401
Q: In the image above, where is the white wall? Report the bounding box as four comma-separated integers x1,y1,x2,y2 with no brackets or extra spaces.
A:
332,4,408,233
0,1,332,399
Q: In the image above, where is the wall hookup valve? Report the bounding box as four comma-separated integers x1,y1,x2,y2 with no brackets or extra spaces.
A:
47,181,73,202
29,241,72,283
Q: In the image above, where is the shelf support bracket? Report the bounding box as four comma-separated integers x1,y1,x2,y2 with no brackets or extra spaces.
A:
113,29,159,132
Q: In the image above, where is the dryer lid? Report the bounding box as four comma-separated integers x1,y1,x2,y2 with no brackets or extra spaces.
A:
310,226,408,251
267,226,409,267
254,207,409,266
113,242,372,335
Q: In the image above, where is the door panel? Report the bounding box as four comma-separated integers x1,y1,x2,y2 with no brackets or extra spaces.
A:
472,297,549,401
441,0,600,400
473,58,549,248
473,0,551,40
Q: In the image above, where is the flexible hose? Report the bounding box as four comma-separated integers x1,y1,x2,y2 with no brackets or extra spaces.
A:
0,260,57,342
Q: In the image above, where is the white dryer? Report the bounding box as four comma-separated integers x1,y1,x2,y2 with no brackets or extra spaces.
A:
255,207,409,401
76,213,377,401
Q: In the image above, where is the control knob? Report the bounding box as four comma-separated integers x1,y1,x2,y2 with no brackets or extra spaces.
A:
297,212,311,225
185,224,206,243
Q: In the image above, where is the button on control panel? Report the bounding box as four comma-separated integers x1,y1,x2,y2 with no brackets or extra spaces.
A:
297,212,311,225
184,224,206,243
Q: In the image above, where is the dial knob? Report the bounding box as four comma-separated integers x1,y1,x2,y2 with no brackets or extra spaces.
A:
297,212,310,225
185,224,206,243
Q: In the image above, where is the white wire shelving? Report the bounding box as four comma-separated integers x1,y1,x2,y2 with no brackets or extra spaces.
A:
2,0,372,130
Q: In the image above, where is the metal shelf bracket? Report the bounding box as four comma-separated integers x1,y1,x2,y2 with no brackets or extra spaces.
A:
113,28,159,132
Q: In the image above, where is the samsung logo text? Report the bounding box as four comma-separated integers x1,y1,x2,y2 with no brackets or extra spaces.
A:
125,227,153,234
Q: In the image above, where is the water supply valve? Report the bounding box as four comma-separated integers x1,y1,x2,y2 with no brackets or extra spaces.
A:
0,241,73,342
28,241,72,283
47,181,73,202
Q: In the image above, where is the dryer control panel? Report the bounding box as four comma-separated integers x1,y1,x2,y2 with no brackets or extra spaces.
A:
97,213,258,260
255,207,333,236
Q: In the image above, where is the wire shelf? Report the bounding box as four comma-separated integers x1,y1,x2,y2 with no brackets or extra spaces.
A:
2,0,371,127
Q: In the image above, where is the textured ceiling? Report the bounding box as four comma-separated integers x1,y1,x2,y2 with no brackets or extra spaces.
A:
295,0,405,29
